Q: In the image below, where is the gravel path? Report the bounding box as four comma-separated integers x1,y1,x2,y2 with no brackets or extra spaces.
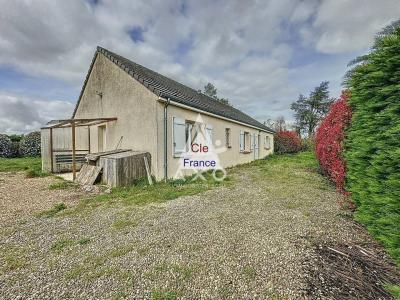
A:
0,160,376,299
0,173,95,226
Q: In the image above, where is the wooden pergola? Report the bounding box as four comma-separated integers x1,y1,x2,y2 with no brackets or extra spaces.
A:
42,118,117,180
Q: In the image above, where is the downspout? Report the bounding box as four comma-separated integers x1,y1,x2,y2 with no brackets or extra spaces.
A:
163,97,171,181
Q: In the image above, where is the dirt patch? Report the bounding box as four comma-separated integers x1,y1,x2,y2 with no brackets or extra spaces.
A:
304,238,400,299
0,172,100,226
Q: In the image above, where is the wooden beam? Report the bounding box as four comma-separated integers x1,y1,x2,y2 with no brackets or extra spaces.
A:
42,117,117,129
50,128,54,173
71,120,76,180
88,126,91,153
52,149,89,152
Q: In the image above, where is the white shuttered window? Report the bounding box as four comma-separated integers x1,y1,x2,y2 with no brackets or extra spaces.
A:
173,117,186,155
239,131,245,152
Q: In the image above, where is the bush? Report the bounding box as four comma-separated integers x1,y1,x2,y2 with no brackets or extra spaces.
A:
9,141,20,158
8,134,23,142
301,137,315,152
345,21,400,263
0,134,12,158
315,91,352,193
19,131,41,157
274,130,302,154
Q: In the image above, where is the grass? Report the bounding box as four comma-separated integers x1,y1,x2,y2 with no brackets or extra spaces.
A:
386,284,400,300
242,265,257,280
0,156,41,172
112,219,138,230
72,171,232,214
65,244,136,281
151,288,177,300
37,203,67,218
0,156,48,178
0,247,28,274
51,237,92,252
78,238,91,245
51,239,75,252
171,264,194,280
48,180,77,190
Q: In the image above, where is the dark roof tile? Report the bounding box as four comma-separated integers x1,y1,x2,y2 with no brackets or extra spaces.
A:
73,46,274,133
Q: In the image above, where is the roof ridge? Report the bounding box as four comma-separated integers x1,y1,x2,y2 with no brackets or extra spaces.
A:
97,46,229,106
74,46,274,133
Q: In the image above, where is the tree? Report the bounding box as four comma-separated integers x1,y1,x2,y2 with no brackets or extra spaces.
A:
274,116,286,132
290,81,334,137
203,82,231,106
203,83,217,98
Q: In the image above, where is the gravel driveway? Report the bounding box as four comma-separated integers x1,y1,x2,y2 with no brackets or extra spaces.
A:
0,173,93,226
0,156,378,299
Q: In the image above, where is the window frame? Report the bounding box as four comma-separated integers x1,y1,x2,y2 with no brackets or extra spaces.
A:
225,128,231,148
264,135,271,150
240,131,252,153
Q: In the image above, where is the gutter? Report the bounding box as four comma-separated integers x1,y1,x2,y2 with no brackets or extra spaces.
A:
163,97,171,181
158,96,275,134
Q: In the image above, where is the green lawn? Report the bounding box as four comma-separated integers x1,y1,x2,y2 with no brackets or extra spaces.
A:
71,171,233,214
0,157,42,172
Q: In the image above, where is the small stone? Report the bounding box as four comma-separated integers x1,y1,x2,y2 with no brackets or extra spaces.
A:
82,185,94,192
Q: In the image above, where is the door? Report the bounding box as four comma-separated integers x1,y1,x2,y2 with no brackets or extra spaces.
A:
98,125,106,152
254,133,260,159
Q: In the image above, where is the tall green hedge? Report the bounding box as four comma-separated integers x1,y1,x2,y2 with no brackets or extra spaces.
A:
345,21,400,263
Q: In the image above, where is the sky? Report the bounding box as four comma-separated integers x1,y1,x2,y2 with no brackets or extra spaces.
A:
0,0,399,134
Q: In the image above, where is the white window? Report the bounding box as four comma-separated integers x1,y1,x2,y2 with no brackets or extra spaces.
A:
250,133,254,151
225,128,231,148
98,124,106,152
239,131,245,152
173,117,186,156
264,136,271,149
240,131,251,153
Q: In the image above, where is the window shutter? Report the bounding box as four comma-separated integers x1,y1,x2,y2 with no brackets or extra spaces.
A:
265,136,270,149
173,117,186,155
225,128,231,147
239,131,244,152
250,134,254,150
206,124,213,146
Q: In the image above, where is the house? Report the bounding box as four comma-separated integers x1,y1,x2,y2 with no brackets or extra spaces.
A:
41,47,275,181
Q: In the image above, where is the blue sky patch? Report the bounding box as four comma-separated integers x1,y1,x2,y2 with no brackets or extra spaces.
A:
128,26,145,43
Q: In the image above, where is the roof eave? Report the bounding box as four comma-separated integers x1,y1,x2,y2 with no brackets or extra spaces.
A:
158,96,275,134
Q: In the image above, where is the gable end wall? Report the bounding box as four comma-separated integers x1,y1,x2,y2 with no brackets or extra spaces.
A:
74,53,160,177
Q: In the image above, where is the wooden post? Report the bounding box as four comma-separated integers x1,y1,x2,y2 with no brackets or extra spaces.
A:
50,128,54,173
72,121,76,180
87,126,91,153
143,156,153,185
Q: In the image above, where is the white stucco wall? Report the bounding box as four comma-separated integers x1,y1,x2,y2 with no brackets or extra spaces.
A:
66,51,274,181
73,53,160,176
156,103,274,179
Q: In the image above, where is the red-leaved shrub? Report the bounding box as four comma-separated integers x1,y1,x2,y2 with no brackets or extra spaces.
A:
274,130,302,154
315,91,352,193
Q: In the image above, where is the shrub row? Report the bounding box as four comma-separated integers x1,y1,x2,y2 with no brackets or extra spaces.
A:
315,91,352,193
0,132,41,158
274,130,302,154
344,22,400,263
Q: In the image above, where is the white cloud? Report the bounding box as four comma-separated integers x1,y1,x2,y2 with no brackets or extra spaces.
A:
0,0,399,133
311,0,400,53
0,93,74,134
